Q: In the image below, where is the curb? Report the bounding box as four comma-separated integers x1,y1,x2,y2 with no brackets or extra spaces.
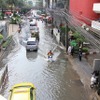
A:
82,51,100,55
60,43,100,99
0,66,8,91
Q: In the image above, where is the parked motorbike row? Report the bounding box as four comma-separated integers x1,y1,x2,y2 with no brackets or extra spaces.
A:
90,71,100,88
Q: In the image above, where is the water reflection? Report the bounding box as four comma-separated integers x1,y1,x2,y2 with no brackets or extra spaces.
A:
26,51,38,61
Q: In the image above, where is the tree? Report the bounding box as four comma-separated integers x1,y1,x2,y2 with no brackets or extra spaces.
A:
6,0,25,9
0,0,7,19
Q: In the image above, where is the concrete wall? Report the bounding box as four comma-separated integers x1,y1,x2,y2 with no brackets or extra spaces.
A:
0,66,8,90
69,0,100,25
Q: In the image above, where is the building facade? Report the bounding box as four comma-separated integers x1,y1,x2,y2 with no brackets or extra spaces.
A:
69,0,100,26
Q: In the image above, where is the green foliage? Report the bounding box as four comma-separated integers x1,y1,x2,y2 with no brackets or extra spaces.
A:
10,13,21,24
7,0,25,9
60,26,66,33
82,47,89,53
72,31,85,44
76,38,84,43
60,26,70,34
0,12,4,20
0,34,3,39
70,40,77,47
2,36,12,48
72,32,81,39
73,46,79,54
21,8,31,14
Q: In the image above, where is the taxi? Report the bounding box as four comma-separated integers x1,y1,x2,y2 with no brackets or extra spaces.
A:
9,82,36,100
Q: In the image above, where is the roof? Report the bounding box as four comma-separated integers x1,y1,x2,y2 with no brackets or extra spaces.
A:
12,82,35,89
10,87,30,100
9,82,36,100
28,37,36,41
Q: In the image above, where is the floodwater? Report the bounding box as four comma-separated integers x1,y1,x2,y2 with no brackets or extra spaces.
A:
1,20,89,100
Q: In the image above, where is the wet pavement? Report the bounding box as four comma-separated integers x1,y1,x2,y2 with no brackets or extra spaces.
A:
0,20,90,100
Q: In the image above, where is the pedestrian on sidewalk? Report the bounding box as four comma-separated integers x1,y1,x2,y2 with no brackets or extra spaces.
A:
51,29,53,36
67,45,72,55
19,23,21,29
78,47,82,61
71,46,74,56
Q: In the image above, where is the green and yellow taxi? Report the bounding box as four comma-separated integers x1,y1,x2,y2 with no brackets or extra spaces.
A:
9,82,36,100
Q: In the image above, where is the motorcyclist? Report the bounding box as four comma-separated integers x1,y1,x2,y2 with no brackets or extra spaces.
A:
47,50,53,59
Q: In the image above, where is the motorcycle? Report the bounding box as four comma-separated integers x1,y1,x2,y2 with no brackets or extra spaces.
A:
48,55,53,62
90,73,99,88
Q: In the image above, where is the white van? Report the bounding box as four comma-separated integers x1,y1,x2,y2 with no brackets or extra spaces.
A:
26,37,38,51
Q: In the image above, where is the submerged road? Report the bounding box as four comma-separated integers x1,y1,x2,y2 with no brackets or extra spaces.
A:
1,20,89,100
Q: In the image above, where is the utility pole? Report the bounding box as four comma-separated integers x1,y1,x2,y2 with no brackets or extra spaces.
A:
64,17,69,52
66,22,69,52
64,22,69,52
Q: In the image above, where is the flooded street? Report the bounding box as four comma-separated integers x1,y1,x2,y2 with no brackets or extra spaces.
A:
1,20,89,100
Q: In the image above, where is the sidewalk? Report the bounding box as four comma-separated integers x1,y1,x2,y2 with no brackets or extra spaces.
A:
0,24,19,57
66,52,100,100
57,39,100,99
0,23,19,90
8,24,19,36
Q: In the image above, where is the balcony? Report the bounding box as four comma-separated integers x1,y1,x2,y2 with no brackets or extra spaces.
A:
93,3,100,13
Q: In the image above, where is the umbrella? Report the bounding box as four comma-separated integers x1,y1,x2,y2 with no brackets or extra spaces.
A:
70,40,77,47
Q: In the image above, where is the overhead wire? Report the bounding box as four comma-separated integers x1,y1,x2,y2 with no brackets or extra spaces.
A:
47,8,100,50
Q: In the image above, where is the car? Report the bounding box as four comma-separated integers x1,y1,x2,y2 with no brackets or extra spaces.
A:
29,19,37,26
26,37,38,51
30,25,39,31
8,82,36,100
34,14,42,20
30,26,39,33
30,27,39,41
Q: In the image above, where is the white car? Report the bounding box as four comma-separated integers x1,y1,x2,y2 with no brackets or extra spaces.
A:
29,19,37,26
26,37,38,51
30,26,39,32
30,25,39,31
